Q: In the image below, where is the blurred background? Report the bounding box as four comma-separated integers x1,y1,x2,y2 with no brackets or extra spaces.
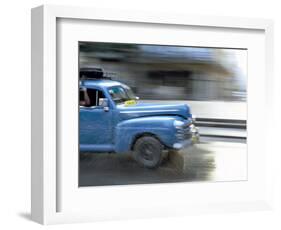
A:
79,43,247,99
79,42,247,120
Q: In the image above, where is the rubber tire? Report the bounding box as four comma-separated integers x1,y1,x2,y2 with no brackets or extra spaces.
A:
133,136,163,169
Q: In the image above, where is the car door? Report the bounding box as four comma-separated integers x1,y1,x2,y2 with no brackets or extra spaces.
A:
79,88,113,149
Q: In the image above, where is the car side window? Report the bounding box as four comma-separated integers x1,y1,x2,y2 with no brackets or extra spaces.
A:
79,88,106,107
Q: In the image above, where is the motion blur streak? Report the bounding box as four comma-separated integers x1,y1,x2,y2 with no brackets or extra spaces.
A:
79,42,247,103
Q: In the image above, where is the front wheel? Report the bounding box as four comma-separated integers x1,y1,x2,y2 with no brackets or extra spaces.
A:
133,136,163,169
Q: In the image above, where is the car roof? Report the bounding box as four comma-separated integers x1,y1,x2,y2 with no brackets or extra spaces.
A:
80,79,122,89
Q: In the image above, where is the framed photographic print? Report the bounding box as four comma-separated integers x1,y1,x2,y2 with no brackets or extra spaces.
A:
31,5,274,224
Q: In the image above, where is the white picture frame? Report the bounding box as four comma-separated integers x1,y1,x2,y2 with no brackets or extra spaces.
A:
31,5,274,225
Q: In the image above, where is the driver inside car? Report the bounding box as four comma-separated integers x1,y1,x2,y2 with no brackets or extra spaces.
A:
79,87,90,106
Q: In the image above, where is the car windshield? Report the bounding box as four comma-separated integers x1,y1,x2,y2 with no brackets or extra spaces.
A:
108,85,136,105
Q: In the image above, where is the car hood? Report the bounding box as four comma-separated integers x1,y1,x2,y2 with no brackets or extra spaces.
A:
117,102,191,120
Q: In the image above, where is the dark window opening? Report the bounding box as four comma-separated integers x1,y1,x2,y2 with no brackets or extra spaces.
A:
79,88,105,107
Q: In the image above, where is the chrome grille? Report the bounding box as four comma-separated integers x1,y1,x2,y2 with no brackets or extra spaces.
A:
176,125,192,140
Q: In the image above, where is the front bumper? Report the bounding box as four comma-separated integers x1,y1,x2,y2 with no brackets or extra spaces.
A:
190,123,200,144
173,139,193,149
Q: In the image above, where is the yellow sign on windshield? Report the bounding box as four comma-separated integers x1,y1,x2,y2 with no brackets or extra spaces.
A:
124,100,137,106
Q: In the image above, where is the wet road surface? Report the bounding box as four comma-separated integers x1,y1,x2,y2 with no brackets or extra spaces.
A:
79,137,247,187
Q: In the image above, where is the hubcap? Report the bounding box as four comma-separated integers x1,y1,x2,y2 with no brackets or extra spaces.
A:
141,144,155,161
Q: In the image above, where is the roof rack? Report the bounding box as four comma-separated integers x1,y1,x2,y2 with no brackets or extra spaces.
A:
79,68,114,80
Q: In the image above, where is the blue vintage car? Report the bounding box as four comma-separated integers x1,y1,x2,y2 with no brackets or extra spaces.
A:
79,70,199,168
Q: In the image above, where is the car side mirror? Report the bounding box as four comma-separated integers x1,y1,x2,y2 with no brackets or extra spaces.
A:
99,98,109,112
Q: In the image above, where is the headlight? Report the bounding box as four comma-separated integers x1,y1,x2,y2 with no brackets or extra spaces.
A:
173,120,185,129
191,114,196,123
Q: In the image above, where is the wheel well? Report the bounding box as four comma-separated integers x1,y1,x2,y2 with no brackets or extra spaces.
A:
131,132,165,150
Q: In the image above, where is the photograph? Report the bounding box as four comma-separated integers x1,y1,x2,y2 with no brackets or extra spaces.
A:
78,41,247,186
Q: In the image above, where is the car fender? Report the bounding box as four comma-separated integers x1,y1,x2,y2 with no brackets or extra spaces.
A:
114,116,179,153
